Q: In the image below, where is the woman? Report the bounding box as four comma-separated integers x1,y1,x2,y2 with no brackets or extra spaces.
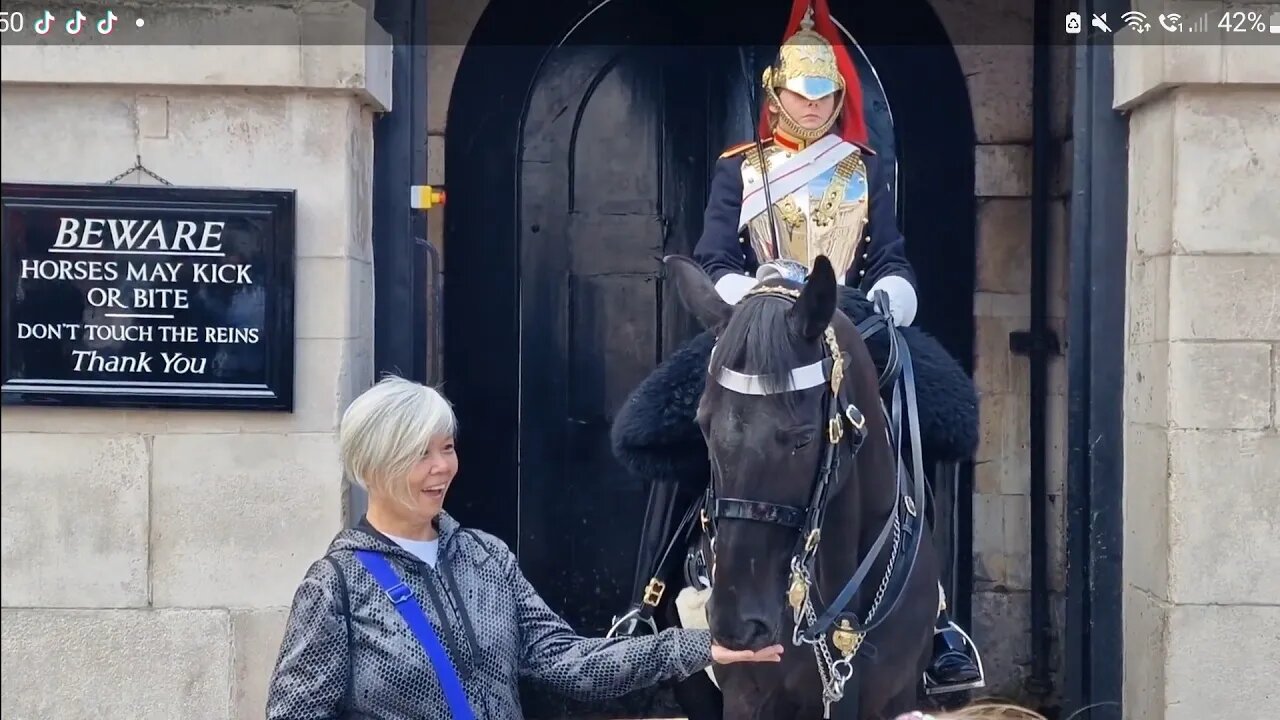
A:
266,376,783,719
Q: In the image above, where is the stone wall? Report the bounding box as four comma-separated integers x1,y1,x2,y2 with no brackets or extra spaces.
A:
0,11,388,718
1116,38,1280,720
427,0,1073,703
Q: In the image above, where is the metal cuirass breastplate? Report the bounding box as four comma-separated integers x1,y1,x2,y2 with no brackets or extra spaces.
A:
740,143,870,282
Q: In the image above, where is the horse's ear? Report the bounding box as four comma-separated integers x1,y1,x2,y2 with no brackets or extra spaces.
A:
663,255,732,329
788,255,838,340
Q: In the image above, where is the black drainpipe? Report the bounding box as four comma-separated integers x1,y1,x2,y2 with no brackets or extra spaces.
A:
1010,1,1060,703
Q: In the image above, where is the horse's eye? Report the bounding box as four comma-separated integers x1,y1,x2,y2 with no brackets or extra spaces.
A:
779,426,817,449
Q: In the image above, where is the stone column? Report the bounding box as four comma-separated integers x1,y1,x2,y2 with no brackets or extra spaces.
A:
1116,36,1280,720
0,8,387,718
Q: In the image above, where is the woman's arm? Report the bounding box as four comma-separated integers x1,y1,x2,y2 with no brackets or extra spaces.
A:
509,552,714,700
266,558,349,720
692,155,760,304
861,153,919,326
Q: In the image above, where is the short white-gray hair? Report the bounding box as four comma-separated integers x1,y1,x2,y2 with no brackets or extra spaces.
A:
339,375,457,503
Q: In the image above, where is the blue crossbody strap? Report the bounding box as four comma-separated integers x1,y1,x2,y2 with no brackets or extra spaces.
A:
354,550,476,720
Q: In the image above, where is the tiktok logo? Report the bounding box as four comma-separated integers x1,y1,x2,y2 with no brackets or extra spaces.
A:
97,10,117,34
65,9,85,34
33,10,54,34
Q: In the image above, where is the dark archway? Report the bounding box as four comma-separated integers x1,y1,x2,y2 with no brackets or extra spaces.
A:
443,1,974,715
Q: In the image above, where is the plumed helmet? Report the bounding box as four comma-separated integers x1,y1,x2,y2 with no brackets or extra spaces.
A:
764,13,845,103
757,0,868,146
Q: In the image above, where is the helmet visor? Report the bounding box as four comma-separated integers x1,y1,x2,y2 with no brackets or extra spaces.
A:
780,75,841,101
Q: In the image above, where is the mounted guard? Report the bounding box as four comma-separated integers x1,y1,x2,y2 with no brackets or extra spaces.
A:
607,0,986,705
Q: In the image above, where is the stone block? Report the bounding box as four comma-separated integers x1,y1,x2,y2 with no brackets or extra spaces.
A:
1223,44,1280,84
1,435,149,608
427,133,446,187
1114,42,1223,111
1165,604,1280,720
972,392,1003,471
1125,341,1170,427
999,392,1032,496
427,45,466,134
233,609,290,720
972,494,1007,587
1003,494,1031,591
970,590,1030,697
1168,255,1280,341
1128,102,1174,257
1274,345,1280,427
1171,88,1280,255
421,0,485,128
974,316,1012,395
975,144,1032,198
953,45,1033,144
1126,255,1170,345
0,608,231,720
296,257,373,340
1045,392,1068,499
139,91,374,262
1168,342,1273,429
0,87,138,183
1167,430,1280,605
1124,425,1170,599
1123,586,1168,720
974,314,1036,395
151,433,344,608
976,199,1031,294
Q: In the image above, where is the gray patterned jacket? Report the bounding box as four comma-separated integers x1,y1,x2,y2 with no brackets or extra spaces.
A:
266,513,714,719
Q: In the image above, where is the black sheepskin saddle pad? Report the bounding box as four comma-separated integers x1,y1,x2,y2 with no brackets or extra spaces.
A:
609,287,979,488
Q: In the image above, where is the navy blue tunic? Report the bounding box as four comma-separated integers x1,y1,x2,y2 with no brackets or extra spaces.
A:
692,148,916,293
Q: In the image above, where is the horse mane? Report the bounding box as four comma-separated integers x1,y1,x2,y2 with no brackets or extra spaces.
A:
707,290,808,409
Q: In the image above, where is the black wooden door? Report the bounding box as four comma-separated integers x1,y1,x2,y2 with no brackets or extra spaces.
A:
516,44,721,637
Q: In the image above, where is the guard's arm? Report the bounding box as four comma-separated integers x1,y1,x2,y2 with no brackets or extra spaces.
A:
692,156,760,304
512,550,714,699
266,559,349,720
861,153,919,326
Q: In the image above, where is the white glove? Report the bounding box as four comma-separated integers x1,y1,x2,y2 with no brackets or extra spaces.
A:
713,273,760,305
868,275,918,327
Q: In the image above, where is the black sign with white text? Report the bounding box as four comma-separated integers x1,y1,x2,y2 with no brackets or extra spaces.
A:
1,183,295,410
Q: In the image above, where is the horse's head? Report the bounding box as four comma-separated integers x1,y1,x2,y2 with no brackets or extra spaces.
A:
665,254,874,651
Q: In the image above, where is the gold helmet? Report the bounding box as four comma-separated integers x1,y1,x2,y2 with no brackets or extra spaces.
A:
762,11,845,141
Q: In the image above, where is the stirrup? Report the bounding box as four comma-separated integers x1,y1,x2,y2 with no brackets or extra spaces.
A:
606,605,658,639
922,622,986,696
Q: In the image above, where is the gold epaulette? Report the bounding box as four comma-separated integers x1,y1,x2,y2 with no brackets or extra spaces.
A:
719,139,772,159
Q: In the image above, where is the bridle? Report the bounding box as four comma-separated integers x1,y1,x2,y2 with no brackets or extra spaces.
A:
700,283,928,716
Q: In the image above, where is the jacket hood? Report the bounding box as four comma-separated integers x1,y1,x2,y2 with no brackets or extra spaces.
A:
325,511,464,562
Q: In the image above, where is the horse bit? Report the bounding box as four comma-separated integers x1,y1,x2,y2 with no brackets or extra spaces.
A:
701,283,919,718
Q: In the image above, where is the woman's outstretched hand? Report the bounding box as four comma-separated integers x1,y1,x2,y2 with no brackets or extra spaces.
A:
711,643,785,664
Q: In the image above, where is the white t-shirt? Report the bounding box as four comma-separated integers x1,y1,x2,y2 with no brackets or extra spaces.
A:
386,534,439,568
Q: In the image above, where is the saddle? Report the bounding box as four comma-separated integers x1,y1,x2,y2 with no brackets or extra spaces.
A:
609,286,979,490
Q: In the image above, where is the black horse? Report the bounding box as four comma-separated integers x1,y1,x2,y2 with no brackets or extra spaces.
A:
651,254,941,719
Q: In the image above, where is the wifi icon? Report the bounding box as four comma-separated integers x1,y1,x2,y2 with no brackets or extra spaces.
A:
1122,10,1152,32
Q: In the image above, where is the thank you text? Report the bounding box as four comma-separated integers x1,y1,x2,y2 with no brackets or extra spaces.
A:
2,183,296,410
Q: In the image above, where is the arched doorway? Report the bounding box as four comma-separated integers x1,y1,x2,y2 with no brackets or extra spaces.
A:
443,1,974,715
